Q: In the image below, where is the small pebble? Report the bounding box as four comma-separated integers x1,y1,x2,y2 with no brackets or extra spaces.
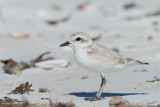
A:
10,31,29,39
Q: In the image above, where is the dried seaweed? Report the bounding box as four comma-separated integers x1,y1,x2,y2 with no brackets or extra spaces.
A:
8,82,34,94
0,52,54,75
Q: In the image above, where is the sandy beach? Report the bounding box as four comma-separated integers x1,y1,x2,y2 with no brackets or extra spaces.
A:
0,0,160,106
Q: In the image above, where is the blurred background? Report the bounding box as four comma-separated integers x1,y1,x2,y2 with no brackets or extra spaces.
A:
0,0,160,61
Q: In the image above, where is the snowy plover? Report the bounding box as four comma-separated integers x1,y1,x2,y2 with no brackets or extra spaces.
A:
60,32,149,101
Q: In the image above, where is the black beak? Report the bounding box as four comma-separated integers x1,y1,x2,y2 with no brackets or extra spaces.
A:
60,41,70,47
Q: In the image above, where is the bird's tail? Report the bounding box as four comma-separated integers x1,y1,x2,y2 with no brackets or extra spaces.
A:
135,60,149,65
126,57,149,65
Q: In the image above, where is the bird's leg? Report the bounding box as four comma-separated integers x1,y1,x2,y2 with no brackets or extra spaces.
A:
85,73,106,101
96,73,106,98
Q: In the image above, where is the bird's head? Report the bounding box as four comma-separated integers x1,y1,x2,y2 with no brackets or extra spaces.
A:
60,32,93,49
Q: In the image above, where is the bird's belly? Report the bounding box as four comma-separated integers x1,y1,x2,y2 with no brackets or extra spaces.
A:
74,52,125,73
76,57,102,72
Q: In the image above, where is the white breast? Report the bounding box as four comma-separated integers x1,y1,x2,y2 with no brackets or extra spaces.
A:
74,48,125,73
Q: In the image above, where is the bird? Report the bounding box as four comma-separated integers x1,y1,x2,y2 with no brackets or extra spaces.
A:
60,32,149,101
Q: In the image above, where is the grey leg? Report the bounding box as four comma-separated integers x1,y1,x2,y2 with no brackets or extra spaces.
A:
96,73,106,98
85,73,106,101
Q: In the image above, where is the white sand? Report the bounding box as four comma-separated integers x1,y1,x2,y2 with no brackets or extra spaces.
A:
0,0,160,106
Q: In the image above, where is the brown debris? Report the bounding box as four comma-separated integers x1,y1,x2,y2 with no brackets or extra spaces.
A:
1,59,17,65
147,35,153,40
109,96,130,106
146,77,160,83
47,20,58,25
0,97,75,107
47,15,70,25
77,0,90,10
0,59,22,75
81,76,89,80
146,10,160,17
38,88,49,93
124,2,137,9
8,82,34,94
0,52,54,75
0,103,45,107
41,98,49,100
0,97,14,105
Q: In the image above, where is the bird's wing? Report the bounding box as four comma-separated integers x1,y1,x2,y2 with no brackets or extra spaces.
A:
85,43,126,64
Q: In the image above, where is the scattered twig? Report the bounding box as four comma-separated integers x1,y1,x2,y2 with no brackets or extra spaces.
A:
146,77,160,83
30,51,54,67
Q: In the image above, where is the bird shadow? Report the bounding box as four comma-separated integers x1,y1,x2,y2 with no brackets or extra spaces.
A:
68,92,147,98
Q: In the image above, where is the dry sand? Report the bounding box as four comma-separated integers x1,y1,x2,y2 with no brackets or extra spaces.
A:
0,0,160,106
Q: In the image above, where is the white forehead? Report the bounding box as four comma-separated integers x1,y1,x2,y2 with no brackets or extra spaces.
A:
70,32,91,40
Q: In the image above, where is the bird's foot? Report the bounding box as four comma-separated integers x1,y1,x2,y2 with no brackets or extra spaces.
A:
85,97,102,101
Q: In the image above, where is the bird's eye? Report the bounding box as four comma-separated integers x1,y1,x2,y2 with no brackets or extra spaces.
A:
75,37,81,41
